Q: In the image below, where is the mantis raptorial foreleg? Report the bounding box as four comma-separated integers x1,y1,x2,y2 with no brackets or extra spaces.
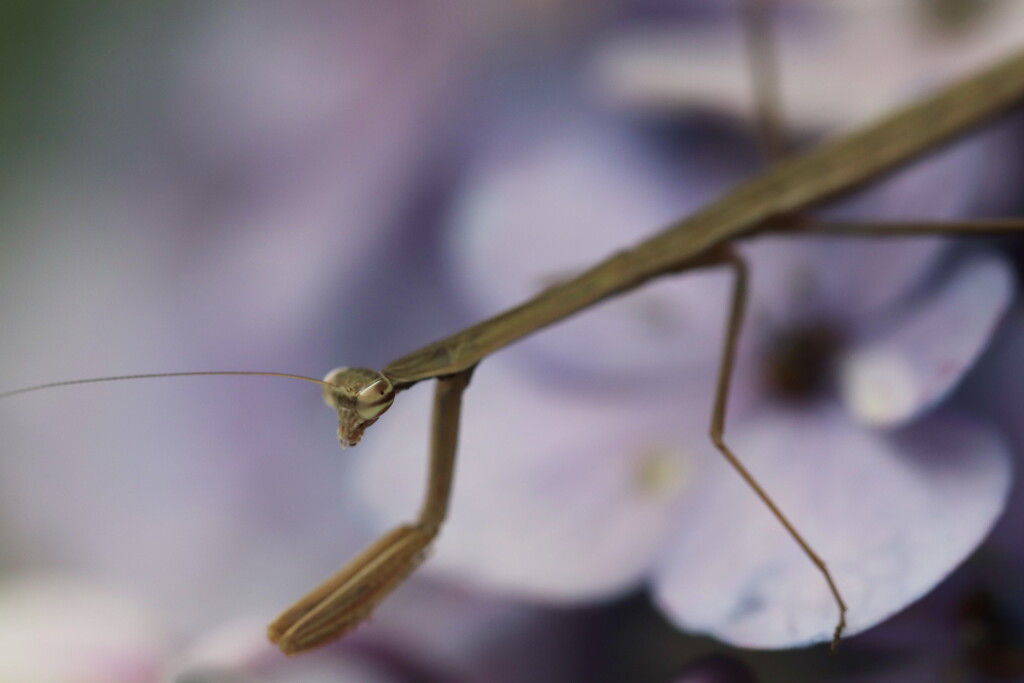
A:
704,247,848,652
268,368,474,655
419,367,474,530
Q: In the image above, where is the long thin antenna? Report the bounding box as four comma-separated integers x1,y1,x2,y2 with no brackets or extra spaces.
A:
0,371,330,400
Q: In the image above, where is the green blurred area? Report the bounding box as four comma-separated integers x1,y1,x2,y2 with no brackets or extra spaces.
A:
0,1,193,170
0,1,101,160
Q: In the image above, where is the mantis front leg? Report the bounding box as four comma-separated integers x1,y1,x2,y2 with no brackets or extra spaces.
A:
268,368,474,655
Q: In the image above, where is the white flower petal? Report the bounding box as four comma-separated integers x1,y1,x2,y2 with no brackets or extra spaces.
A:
169,616,277,675
169,617,408,683
652,407,1010,648
841,253,1013,427
0,576,167,683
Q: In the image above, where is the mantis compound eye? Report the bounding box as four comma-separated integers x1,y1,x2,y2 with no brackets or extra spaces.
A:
355,377,395,420
322,367,396,447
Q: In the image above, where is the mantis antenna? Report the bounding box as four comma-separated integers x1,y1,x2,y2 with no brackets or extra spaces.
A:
0,367,400,453
0,371,332,400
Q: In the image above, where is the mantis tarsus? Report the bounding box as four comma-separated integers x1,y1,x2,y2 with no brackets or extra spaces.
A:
5,3,1024,658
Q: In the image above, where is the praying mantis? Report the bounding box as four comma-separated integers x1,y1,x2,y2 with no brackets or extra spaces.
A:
4,0,1024,661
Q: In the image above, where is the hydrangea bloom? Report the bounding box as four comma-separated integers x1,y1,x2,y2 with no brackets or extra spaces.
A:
1,1,1020,678
352,88,1014,648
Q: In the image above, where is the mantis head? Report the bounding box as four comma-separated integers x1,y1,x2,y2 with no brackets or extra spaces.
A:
321,367,395,447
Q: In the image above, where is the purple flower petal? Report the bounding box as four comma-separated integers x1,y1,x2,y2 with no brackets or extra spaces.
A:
366,578,580,683
163,1,481,349
651,406,1010,648
447,110,736,386
840,253,1013,427
823,122,994,224
741,236,945,332
353,361,719,601
961,308,1024,565
744,123,995,330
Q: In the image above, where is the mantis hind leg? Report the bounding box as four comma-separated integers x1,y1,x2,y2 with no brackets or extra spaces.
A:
705,247,848,652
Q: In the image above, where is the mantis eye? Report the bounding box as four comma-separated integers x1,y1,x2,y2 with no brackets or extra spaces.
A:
355,377,395,420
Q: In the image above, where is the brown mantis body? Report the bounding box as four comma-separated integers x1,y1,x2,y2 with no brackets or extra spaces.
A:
5,6,1024,660
265,45,1024,653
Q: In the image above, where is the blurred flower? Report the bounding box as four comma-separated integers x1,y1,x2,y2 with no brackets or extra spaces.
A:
750,305,1024,675
858,301,1024,681
593,0,1024,130
0,2,587,681
0,572,576,683
353,73,1015,649
813,203,1024,683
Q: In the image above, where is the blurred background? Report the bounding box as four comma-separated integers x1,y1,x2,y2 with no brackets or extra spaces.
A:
2,1,1024,681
